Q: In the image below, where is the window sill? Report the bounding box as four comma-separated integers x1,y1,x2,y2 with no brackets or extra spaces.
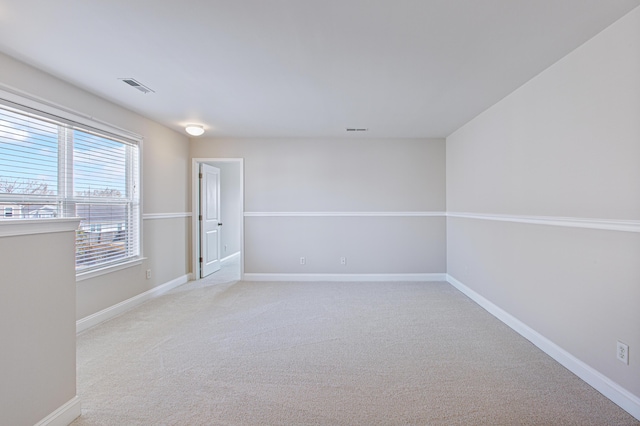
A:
76,257,146,282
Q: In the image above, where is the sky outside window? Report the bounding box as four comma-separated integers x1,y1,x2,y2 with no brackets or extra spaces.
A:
0,109,58,195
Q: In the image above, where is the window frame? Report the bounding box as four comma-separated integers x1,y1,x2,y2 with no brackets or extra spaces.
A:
0,86,144,279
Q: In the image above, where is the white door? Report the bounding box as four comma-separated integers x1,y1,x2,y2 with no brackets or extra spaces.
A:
200,163,222,278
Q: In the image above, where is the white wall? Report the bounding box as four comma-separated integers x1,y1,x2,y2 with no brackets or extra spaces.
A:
0,51,192,320
191,138,446,275
446,5,640,403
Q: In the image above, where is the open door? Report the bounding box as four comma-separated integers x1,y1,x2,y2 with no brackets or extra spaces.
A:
199,163,222,278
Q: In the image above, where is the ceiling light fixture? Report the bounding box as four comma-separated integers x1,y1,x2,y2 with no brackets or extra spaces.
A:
185,124,205,136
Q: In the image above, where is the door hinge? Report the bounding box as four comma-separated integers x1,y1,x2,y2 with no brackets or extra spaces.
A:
199,215,202,221
199,173,203,179
199,257,203,263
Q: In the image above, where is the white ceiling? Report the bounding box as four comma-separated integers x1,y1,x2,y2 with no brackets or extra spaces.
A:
0,0,638,138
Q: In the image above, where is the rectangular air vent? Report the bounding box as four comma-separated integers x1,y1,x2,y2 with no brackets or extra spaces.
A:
119,78,155,94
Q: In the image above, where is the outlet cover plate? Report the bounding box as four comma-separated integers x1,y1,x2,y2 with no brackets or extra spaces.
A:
617,341,629,365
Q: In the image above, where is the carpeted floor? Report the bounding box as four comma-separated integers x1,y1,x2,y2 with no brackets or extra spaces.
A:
72,260,638,425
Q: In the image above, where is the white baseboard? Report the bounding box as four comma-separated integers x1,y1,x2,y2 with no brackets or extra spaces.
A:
221,251,241,264
446,274,640,421
34,396,81,426
244,273,447,282
76,274,190,333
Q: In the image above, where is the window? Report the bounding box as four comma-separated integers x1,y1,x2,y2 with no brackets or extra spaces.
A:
0,102,140,273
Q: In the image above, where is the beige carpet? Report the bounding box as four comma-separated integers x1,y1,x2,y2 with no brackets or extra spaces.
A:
72,261,638,425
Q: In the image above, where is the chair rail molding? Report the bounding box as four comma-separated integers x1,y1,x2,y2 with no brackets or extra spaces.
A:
244,211,446,217
142,212,192,220
447,212,640,233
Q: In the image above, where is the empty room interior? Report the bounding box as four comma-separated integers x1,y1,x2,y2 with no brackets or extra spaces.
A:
0,1,639,425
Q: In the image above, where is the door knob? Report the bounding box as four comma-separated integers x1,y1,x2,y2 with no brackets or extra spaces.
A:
218,223,223,226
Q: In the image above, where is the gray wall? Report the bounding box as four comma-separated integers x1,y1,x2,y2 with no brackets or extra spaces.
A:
446,7,640,398
0,51,192,320
0,225,77,425
191,138,446,274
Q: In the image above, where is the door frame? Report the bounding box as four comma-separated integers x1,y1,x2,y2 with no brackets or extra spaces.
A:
191,158,244,281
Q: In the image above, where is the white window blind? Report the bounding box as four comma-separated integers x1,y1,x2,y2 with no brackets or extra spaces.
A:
0,102,140,272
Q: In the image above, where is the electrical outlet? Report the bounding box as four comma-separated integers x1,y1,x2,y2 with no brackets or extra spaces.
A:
300,257,306,265
146,269,152,279
224,244,228,252
340,257,347,265
617,341,629,365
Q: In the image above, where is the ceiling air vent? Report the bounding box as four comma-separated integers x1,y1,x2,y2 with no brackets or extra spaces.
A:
346,128,368,132
119,78,155,94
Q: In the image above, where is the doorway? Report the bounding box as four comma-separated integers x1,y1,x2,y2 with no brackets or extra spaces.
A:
192,158,244,281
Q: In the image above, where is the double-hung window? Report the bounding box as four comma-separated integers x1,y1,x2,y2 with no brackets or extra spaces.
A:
0,100,140,274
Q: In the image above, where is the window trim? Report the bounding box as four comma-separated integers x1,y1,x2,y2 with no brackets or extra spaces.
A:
76,257,146,282
0,84,142,142
0,84,144,277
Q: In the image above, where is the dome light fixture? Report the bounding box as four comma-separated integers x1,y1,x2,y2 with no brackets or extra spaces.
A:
185,124,205,136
